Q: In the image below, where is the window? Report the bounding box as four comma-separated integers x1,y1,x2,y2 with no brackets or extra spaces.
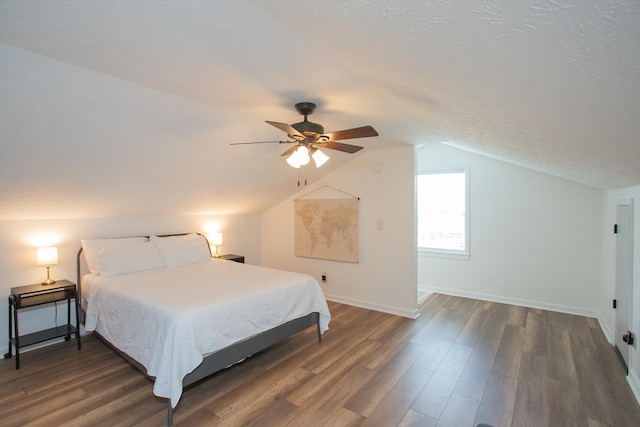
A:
417,167,469,259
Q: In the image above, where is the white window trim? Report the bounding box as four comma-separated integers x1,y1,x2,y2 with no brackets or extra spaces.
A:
417,165,470,261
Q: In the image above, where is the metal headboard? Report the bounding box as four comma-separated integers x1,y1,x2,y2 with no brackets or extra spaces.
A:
75,233,211,323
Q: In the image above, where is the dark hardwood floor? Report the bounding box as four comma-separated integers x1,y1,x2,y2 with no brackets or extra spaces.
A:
1,294,639,426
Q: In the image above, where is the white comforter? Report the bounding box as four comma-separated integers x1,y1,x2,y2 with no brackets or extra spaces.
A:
83,259,331,408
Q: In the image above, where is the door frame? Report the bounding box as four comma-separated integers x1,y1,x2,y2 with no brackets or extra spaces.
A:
615,198,634,372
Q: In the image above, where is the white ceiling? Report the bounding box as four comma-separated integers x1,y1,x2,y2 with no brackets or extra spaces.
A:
1,1,639,219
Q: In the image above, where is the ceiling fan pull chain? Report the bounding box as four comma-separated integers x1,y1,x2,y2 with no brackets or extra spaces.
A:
295,167,310,187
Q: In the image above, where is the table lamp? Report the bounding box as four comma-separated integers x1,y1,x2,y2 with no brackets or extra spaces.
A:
37,246,58,285
209,233,223,258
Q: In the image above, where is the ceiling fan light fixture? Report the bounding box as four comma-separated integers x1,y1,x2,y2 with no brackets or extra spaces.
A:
296,145,310,166
312,148,330,168
286,146,310,168
286,148,302,168
286,154,301,168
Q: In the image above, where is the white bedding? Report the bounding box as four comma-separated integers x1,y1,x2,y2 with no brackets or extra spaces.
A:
83,258,331,408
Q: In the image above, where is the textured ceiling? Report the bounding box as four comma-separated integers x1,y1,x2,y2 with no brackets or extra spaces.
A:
1,1,639,219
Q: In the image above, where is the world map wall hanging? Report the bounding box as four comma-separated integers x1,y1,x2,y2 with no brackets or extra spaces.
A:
294,186,359,263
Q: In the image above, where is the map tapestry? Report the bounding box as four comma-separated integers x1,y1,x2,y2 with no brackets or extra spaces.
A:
294,197,359,263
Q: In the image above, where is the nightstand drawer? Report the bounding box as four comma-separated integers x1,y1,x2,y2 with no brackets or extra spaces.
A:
11,280,76,309
13,288,76,309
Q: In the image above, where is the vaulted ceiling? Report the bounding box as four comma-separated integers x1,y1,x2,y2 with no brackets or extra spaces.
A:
1,1,639,220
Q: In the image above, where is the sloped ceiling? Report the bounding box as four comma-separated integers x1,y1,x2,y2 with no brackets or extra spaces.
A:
1,1,639,220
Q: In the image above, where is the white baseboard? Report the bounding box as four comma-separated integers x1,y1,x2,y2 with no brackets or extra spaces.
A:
418,291,433,307
324,293,420,319
339,284,608,327
417,285,432,305
422,286,601,318
629,369,640,405
596,315,615,344
419,285,616,343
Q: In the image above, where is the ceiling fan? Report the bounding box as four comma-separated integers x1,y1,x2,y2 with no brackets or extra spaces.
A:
230,102,378,168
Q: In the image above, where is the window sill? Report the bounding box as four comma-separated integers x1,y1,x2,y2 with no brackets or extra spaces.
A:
418,250,470,261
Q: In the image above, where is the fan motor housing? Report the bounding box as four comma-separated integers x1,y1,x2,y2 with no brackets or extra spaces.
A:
292,121,324,135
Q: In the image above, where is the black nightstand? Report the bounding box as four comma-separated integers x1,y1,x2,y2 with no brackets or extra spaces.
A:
4,279,81,369
218,254,244,263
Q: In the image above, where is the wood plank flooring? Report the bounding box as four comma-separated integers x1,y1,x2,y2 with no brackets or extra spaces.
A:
1,294,639,426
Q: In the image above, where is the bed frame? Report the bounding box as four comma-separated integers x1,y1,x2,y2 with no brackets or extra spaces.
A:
76,235,323,426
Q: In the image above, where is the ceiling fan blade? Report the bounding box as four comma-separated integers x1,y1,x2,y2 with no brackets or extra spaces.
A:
266,121,305,139
229,140,283,145
281,145,299,157
325,125,378,141
322,141,364,154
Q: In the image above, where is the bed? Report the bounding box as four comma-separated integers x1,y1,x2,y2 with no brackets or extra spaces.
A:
76,233,331,425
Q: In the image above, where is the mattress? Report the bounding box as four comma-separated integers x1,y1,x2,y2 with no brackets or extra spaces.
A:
83,258,331,407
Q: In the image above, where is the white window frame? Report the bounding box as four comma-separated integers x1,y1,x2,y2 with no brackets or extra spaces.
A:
417,166,470,261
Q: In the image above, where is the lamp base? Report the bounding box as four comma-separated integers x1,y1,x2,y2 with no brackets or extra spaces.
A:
42,266,55,285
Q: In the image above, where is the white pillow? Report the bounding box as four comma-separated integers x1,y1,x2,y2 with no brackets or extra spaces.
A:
150,233,211,268
93,241,166,277
81,237,149,274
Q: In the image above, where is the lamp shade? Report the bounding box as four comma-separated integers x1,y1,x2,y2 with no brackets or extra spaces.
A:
312,148,330,167
296,146,310,166
286,153,301,168
286,146,311,168
209,233,223,246
37,247,58,266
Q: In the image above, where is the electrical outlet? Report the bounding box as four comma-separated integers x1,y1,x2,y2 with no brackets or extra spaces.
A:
321,274,327,283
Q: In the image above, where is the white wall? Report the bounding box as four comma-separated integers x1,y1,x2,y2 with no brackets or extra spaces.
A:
601,185,640,400
261,146,418,318
0,213,261,349
417,143,603,317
